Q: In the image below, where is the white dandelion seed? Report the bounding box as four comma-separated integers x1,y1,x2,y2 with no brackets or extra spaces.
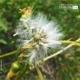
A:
14,13,62,65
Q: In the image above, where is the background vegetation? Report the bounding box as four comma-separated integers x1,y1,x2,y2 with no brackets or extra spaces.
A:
0,0,80,80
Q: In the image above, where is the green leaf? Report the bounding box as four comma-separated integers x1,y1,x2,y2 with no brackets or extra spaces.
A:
0,39,7,44
0,17,8,31
0,0,5,4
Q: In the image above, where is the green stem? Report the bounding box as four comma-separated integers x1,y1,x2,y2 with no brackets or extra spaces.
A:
14,63,29,80
32,0,38,9
0,49,20,59
23,22,30,31
36,67,44,80
43,38,80,62
60,40,80,46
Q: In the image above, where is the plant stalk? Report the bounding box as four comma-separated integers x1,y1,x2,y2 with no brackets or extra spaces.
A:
36,67,44,80
0,49,20,59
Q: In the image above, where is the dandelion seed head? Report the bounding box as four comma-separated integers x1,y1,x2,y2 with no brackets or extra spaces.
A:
14,13,62,65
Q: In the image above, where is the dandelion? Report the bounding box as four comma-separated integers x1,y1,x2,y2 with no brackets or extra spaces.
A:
14,13,62,65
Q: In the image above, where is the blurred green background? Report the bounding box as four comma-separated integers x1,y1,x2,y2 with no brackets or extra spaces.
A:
0,0,80,80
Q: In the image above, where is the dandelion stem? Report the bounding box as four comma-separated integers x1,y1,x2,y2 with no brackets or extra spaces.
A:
0,49,20,59
42,38,80,62
14,63,29,80
32,0,39,9
23,22,30,31
36,67,44,80
60,40,80,46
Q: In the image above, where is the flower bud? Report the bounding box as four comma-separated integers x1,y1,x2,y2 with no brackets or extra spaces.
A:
11,61,20,73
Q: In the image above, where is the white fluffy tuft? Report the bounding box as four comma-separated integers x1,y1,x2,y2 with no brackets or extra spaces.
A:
14,13,62,65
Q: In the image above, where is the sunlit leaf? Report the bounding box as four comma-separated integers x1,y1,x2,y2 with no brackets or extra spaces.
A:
0,17,8,31
0,0,6,4
0,39,7,44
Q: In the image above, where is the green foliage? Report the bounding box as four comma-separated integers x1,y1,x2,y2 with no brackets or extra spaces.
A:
0,14,8,31
0,39,7,44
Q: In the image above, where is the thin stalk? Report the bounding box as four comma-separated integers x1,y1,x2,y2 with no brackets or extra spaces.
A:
60,40,80,46
0,49,20,59
43,38,80,62
36,67,44,80
14,63,29,80
32,0,38,9
23,22,30,31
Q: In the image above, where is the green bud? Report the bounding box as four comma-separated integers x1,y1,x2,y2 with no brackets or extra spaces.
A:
11,61,20,73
